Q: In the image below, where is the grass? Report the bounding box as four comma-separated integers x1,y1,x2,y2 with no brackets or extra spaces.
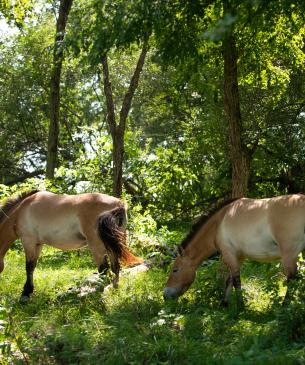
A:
1,246,305,365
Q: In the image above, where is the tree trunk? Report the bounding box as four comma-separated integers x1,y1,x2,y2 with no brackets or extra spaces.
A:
101,44,148,198
223,2,250,198
46,0,73,180
112,131,125,197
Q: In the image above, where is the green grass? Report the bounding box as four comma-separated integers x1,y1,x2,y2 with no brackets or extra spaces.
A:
1,247,305,365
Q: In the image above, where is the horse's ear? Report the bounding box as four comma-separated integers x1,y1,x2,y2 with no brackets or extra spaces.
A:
177,246,185,257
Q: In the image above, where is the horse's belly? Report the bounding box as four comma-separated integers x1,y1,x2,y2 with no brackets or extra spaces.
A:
240,239,281,262
19,212,87,250
49,240,87,251
219,218,282,262
39,224,87,250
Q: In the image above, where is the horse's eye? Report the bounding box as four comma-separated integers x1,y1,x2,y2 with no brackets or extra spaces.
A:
173,268,179,273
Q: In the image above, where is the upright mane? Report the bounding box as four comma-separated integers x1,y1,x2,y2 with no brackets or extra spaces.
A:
0,190,39,225
180,198,238,250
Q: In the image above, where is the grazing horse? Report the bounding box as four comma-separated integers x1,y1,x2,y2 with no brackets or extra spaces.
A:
0,190,143,299
164,194,305,305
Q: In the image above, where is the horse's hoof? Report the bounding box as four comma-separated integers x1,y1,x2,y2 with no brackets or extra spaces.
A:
19,295,30,304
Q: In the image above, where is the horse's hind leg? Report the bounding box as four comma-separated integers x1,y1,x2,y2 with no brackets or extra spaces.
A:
221,275,233,307
85,235,120,288
97,254,120,288
282,253,298,303
98,254,110,274
21,241,42,300
232,272,245,308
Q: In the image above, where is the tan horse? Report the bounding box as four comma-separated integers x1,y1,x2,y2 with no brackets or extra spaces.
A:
164,194,305,305
0,190,142,299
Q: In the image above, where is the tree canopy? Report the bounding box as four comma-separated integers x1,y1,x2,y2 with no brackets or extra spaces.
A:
0,0,305,218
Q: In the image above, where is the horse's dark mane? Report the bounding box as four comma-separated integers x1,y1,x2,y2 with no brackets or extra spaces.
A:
0,190,39,225
180,198,239,250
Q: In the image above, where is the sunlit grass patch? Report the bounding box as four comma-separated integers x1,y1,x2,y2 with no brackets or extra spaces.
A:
1,247,95,302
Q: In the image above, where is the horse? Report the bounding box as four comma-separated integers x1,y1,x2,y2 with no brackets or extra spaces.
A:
164,194,305,305
0,190,143,299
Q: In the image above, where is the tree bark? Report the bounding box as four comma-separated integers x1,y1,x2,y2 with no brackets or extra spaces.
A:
101,44,148,197
46,0,73,180
223,2,250,198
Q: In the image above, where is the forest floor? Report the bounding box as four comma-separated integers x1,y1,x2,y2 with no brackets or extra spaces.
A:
1,244,305,365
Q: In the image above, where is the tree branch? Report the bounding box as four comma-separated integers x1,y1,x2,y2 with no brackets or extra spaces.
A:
119,42,149,133
101,55,116,138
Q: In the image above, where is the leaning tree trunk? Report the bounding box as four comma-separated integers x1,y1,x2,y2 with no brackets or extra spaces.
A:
102,44,148,198
223,3,250,198
46,0,73,180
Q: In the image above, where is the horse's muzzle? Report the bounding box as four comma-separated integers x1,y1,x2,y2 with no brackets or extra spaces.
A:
163,287,179,300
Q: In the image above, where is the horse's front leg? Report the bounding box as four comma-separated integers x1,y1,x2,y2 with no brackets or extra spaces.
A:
221,251,244,308
21,242,42,301
22,260,36,298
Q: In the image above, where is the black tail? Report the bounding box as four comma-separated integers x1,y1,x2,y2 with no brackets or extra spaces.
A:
97,206,143,267
97,207,128,260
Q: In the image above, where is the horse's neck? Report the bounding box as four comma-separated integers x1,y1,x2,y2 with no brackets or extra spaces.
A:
185,214,219,267
0,217,17,255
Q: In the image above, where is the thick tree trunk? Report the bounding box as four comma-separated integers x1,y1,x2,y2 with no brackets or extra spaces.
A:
46,0,73,179
223,3,250,198
102,44,148,198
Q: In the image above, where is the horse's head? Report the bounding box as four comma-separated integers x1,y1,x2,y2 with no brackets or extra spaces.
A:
164,246,196,300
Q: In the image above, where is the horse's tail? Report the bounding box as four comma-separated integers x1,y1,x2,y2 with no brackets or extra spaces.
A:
97,206,143,268
0,189,39,273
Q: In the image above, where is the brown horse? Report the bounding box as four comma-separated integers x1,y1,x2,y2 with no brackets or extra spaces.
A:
0,190,142,299
164,194,305,305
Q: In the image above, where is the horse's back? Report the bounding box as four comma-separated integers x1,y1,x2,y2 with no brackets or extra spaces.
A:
18,191,122,214
15,191,124,248
217,194,305,262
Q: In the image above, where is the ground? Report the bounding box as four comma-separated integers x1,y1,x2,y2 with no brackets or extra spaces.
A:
1,246,305,365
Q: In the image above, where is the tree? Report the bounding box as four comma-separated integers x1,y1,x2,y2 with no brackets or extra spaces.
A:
67,0,150,197
120,0,305,197
46,0,73,180
101,45,148,197
222,1,250,197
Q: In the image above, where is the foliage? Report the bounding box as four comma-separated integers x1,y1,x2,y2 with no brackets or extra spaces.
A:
1,1,305,217
0,0,33,26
